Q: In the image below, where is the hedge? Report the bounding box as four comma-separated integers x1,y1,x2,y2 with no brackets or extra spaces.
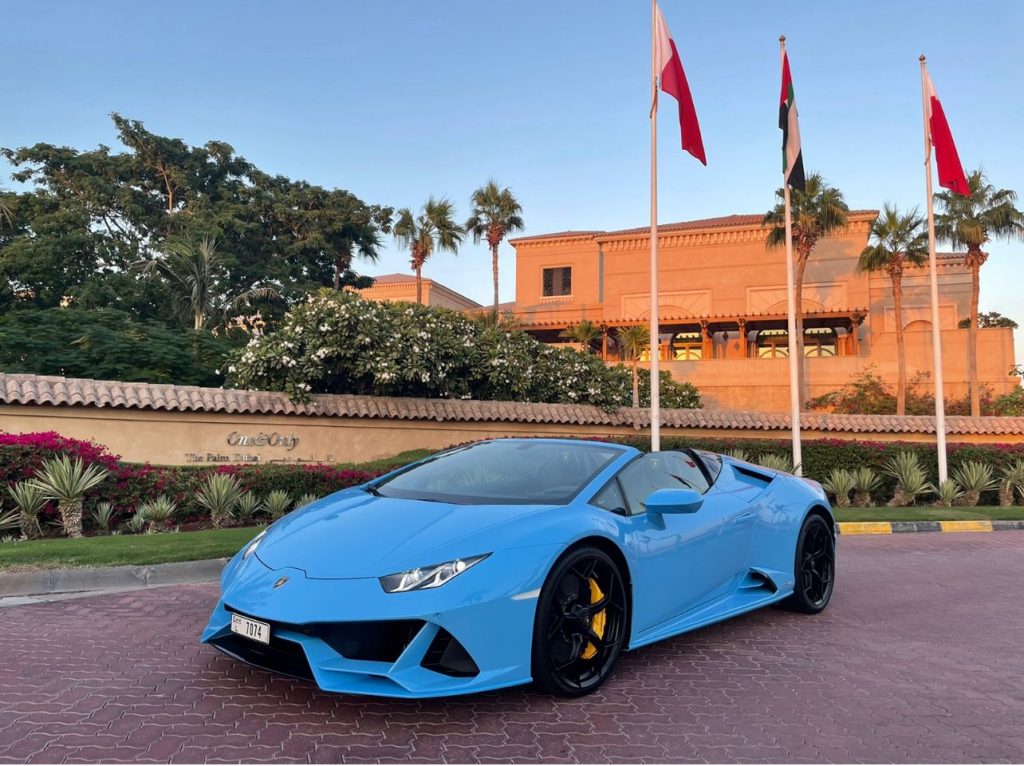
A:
613,435,1024,506
0,433,377,530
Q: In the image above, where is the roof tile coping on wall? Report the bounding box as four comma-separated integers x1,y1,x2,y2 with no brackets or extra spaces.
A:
2,373,1023,436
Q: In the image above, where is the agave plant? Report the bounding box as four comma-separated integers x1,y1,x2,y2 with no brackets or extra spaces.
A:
294,493,320,510
0,506,20,535
91,501,116,533
724,448,750,463
235,492,265,523
29,455,110,538
195,474,243,528
264,490,294,519
7,481,47,539
882,451,934,507
125,513,146,533
934,479,964,508
950,461,999,507
756,453,794,473
852,467,881,507
138,495,179,532
998,459,1024,507
821,468,856,508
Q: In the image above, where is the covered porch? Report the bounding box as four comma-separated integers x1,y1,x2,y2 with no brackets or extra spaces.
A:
521,308,869,362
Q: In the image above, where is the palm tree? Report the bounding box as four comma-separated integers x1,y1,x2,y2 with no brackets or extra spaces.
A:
857,204,928,415
29,455,109,538
393,197,465,304
136,237,279,330
465,180,525,315
935,170,1024,416
560,320,601,353
616,325,649,408
764,173,849,398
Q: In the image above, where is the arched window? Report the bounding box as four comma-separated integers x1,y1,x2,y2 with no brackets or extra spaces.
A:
671,331,702,360
757,329,789,358
804,327,837,357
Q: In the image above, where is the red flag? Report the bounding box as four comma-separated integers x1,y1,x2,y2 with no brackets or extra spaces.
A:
924,71,969,196
654,3,706,165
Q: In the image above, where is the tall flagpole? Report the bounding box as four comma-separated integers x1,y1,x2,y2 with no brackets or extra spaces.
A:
649,0,661,452
919,54,949,484
780,36,802,475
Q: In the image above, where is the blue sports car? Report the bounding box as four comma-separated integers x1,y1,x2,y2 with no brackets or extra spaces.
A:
202,438,836,698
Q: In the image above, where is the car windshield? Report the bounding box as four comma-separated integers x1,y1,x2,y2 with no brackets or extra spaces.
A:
371,440,624,505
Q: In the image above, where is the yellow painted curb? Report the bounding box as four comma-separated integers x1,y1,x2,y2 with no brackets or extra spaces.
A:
837,522,893,535
938,520,994,533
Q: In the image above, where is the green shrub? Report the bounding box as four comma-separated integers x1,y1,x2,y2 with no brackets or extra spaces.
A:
756,453,794,473
934,479,963,508
950,461,999,507
7,481,47,539
264,490,294,519
999,459,1024,506
235,492,264,523
882,452,934,506
822,468,856,507
195,474,242,528
137,495,179,532
90,502,116,533
851,467,881,507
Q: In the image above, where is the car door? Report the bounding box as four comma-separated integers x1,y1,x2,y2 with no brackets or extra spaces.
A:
611,452,751,631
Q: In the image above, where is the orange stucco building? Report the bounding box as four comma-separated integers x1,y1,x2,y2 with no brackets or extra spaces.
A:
356,273,481,311
505,212,1017,411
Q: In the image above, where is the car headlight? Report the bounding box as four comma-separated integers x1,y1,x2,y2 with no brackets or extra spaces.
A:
379,554,489,593
242,530,267,559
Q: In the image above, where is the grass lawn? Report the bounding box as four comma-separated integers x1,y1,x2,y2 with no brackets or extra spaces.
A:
0,527,264,572
834,506,1024,522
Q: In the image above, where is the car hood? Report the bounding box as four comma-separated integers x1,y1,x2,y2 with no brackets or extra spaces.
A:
253,488,559,579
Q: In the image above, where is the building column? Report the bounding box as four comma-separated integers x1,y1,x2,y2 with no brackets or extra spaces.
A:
600,323,609,361
700,320,713,360
737,318,748,359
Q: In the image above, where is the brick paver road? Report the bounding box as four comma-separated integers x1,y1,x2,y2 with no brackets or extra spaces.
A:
1,532,1022,763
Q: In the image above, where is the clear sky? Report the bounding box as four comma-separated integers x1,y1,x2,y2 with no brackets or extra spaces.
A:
3,0,1022,361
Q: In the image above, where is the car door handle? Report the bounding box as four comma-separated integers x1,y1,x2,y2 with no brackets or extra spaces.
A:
733,511,757,524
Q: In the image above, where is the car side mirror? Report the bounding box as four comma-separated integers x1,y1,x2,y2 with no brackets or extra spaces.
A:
644,488,703,515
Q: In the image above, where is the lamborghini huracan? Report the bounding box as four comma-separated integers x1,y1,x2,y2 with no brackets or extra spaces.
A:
202,438,836,697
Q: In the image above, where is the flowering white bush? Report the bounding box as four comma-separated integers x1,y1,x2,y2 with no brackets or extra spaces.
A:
227,290,700,409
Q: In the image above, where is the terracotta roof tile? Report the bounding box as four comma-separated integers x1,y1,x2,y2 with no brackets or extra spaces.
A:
0,373,1021,437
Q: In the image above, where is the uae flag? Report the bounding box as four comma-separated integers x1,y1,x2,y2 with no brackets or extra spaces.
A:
654,3,706,164
924,71,970,196
779,51,805,191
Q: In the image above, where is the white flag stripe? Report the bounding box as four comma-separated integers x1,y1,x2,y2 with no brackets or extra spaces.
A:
653,3,673,75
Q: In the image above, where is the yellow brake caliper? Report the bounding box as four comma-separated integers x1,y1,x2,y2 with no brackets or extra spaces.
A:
580,578,607,660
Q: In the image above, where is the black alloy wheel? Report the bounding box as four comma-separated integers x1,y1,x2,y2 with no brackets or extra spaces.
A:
531,546,628,697
782,513,836,614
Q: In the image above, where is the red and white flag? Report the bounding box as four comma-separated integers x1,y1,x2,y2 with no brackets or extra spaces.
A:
654,3,706,164
924,71,969,196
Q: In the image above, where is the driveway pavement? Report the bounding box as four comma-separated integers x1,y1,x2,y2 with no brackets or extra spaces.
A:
1,532,1022,763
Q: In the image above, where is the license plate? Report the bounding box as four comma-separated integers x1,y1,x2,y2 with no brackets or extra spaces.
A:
230,613,270,645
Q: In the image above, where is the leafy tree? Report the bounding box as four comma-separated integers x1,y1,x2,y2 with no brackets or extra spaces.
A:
0,307,237,385
958,311,1018,329
764,173,849,398
615,325,650,408
465,180,524,315
134,237,278,331
393,197,464,304
1,114,392,326
857,204,927,415
226,291,700,410
935,170,1024,416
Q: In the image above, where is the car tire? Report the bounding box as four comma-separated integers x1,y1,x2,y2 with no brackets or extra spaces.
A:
531,545,628,697
781,513,836,614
